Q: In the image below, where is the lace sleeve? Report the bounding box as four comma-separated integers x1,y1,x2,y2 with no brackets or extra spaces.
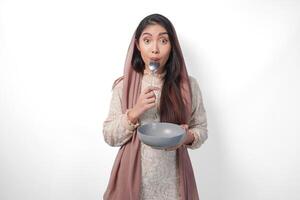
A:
102,80,140,147
186,76,208,150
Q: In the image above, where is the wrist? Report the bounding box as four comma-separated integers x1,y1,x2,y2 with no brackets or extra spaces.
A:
184,131,195,145
127,109,138,124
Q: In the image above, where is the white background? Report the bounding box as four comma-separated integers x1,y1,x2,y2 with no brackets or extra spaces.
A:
1,0,299,199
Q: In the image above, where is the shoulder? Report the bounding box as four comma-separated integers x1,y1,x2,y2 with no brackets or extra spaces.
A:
188,75,203,104
188,75,197,84
109,76,124,101
111,76,124,90
188,75,200,91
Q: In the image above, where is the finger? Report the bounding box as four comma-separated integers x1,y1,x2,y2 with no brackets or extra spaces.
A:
165,144,179,151
146,97,156,104
180,124,189,130
149,86,160,91
143,87,152,94
180,125,186,131
145,102,156,109
165,147,177,151
143,86,160,94
144,91,156,98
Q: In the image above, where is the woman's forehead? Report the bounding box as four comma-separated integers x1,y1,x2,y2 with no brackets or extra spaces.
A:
141,24,168,36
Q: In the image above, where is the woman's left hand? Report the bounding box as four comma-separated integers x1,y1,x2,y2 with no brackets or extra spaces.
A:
164,124,189,151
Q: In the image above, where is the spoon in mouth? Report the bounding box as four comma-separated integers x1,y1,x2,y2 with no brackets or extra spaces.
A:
149,60,160,74
148,60,161,112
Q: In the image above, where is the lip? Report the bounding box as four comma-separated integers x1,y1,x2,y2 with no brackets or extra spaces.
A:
150,58,160,61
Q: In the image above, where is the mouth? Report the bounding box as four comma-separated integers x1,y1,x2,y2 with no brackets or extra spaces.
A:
150,58,160,61
149,60,160,71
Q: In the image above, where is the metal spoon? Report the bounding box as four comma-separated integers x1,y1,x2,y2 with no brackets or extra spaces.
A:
148,60,160,113
149,60,160,74
148,60,160,87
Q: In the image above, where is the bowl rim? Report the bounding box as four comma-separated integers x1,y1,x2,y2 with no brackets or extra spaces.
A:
137,122,185,138
140,133,187,148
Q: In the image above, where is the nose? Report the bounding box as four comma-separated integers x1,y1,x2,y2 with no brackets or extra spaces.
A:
151,43,159,54
152,49,159,54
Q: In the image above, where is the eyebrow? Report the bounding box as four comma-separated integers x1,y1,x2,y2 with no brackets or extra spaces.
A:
142,32,168,36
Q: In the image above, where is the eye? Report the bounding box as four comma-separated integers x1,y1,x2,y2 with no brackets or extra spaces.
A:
143,38,151,44
160,38,168,44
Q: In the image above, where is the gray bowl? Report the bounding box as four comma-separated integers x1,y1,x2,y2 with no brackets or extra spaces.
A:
137,122,186,149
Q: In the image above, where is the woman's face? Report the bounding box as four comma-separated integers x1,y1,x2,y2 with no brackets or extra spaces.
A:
136,24,171,73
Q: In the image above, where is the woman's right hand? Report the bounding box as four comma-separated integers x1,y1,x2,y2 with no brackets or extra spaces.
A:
127,86,160,123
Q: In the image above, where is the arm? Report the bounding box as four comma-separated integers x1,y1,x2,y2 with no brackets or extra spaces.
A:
102,81,140,147
185,76,208,150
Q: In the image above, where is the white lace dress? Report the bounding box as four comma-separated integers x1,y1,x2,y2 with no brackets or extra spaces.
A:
103,70,208,200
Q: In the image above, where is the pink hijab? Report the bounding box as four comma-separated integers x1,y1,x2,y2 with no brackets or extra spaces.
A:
103,29,199,200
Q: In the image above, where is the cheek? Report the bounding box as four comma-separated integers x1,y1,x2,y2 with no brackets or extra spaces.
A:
139,46,150,62
139,45,151,56
161,46,171,59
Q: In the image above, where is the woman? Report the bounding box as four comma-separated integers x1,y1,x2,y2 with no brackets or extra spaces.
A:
103,13,208,200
